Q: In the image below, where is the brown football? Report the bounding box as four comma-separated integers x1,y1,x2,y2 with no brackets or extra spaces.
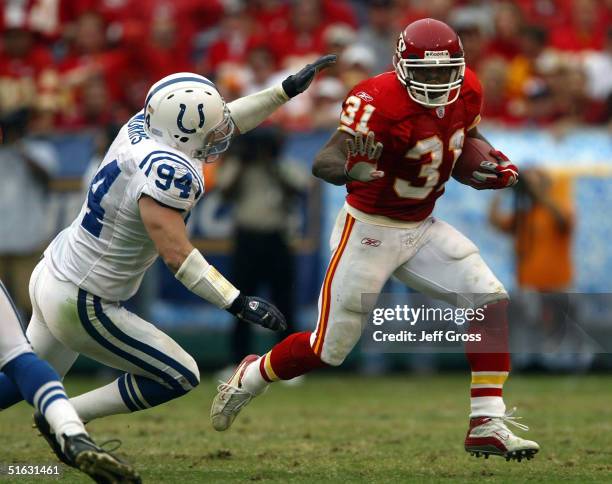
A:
452,137,496,186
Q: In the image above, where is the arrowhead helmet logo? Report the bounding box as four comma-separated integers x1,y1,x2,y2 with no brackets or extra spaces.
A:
177,103,205,134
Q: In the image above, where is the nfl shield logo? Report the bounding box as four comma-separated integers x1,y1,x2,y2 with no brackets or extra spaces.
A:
249,301,260,311
436,106,445,118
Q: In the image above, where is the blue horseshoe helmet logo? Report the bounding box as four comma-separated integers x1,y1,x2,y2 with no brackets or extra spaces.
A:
177,103,205,134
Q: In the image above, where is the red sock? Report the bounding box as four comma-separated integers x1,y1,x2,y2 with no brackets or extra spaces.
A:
465,300,511,417
259,332,326,381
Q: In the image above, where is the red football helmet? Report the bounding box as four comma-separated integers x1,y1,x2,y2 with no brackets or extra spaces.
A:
393,18,465,107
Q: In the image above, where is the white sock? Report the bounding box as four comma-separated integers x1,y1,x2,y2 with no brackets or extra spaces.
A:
240,357,269,395
43,399,87,451
470,396,506,418
33,382,87,444
71,379,131,422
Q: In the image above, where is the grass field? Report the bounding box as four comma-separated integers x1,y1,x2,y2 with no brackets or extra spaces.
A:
2,373,612,483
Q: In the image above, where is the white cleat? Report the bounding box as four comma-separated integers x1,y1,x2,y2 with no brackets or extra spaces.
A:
210,354,260,431
465,408,540,461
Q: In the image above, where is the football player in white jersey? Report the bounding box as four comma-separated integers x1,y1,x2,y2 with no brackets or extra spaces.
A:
0,280,140,482
0,56,336,432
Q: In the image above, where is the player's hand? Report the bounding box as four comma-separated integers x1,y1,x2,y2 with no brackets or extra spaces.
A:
227,294,287,331
282,54,337,98
344,131,384,183
471,149,518,189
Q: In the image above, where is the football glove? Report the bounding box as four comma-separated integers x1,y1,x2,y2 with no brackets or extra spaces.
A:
282,54,337,98
344,131,384,182
471,149,518,189
227,294,287,331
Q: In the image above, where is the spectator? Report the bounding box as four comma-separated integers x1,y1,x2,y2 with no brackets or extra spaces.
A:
137,8,193,85
582,28,612,124
525,54,603,127
0,24,58,123
490,168,574,291
486,1,523,60
337,44,376,90
204,3,257,75
356,0,397,74
549,0,609,52
453,20,488,72
0,110,59,318
479,56,525,125
310,77,345,130
506,25,549,99
398,0,454,25
268,1,327,69
58,11,130,120
216,127,309,365
514,0,571,31
57,75,118,131
247,0,291,34
489,169,591,371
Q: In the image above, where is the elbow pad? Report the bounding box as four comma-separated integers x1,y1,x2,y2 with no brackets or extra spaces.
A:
227,85,289,134
175,249,239,308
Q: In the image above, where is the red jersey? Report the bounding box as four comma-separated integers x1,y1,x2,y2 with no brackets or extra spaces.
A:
338,68,483,222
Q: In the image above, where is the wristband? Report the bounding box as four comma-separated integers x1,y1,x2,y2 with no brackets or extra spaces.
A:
175,249,239,308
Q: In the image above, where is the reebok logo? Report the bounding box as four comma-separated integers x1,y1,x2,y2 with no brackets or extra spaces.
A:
248,301,260,311
356,91,373,102
361,237,382,247
424,50,450,58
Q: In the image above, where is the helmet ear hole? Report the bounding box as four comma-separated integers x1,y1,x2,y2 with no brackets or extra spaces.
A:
179,136,189,143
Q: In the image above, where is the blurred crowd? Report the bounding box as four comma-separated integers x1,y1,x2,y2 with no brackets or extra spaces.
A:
1,0,611,142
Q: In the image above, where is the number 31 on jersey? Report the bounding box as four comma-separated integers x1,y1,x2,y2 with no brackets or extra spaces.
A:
395,129,465,200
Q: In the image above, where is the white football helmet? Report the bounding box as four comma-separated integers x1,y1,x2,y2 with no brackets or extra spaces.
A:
143,72,234,162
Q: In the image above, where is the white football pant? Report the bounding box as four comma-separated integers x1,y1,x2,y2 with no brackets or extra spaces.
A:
310,206,508,366
26,259,199,390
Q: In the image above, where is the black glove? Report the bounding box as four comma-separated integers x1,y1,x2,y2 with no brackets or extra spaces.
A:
281,54,337,98
227,294,287,331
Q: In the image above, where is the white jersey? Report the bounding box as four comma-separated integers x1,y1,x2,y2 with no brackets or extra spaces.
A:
46,112,204,301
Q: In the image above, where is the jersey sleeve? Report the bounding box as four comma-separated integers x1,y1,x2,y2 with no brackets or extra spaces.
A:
462,68,483,130
337,86,386,137
138,155,203,211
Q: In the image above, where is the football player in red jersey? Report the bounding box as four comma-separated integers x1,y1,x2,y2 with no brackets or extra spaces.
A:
211,19,539,462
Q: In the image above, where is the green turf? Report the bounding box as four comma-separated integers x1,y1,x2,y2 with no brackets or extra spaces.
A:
2,374,611,483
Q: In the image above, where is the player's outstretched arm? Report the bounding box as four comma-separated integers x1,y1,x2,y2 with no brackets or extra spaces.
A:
313,130,384,186
139,195,286,331
227,54,336,134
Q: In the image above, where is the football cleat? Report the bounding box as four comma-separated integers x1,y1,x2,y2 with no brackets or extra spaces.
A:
63,433,141,484
211,354,260,431
465,408,540,462
34,411,141,483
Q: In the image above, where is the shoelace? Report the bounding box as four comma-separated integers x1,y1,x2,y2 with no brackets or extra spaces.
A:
99,438,123,453
491,407,530,432
216,382,253,416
